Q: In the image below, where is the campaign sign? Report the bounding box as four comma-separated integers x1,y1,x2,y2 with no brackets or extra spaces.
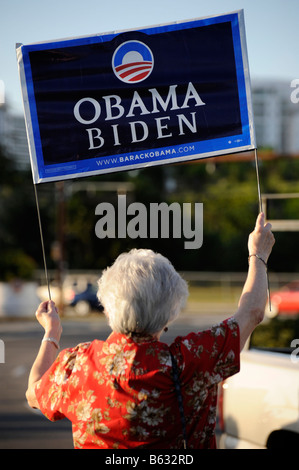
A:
17,10,255,184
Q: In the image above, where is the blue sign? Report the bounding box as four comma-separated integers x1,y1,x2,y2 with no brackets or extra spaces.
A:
17,10,255,184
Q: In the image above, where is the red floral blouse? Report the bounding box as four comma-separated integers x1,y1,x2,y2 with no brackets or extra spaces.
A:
35,317,240,449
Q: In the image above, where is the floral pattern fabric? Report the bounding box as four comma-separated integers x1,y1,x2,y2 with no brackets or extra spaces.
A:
35,317,240,449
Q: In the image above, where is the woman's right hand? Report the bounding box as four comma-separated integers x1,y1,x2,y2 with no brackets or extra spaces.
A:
248,212,275,263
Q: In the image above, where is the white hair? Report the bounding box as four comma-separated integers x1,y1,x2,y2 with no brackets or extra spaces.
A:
97,249,189,335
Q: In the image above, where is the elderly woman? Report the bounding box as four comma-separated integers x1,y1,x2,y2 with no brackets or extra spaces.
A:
26,213,274,449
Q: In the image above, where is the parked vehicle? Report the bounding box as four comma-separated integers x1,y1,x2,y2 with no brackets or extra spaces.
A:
69,283,104,316
37,274,103,316
219,316,299,449
266,281,299,318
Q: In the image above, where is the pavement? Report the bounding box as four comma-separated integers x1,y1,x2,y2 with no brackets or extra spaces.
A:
0,302,234,449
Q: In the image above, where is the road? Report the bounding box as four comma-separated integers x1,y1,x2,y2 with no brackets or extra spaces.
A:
0,306,231,449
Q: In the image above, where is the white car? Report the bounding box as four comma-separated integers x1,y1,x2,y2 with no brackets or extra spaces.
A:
219,316,299,449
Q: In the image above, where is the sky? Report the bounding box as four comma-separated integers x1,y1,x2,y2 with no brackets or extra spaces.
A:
0,0,298,115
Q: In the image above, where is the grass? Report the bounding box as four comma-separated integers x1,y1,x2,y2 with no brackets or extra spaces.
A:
187,285,242,304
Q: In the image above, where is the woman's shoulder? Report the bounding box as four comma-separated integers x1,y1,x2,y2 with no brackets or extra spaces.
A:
58,340,94,363
170,317,239,355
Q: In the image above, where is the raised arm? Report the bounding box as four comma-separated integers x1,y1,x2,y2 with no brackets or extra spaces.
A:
234,213,275,351
26,300,62,409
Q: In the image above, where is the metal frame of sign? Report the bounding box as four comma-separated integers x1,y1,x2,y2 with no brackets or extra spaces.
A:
17,10,255,184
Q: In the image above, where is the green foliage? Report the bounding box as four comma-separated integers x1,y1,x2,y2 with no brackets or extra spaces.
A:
251,316,299,350
0,249,37,281
0,145,54,280
1,144,299,275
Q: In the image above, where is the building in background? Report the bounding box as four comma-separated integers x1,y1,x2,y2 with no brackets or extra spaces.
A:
0,101,30,170
251,79,299,154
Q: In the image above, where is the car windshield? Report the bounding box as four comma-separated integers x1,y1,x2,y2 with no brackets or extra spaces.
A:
250,316,299,354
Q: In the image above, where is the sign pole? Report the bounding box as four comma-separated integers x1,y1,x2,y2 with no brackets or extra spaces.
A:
33,183,52,301
254,148,271,310
254,148,263,213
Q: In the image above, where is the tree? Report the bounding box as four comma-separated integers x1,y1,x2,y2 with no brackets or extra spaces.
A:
0,145,55,280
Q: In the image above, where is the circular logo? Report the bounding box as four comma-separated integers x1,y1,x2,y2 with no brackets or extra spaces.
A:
112,40,154,84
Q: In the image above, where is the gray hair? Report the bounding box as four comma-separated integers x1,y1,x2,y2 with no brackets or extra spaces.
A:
97,249,188,335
